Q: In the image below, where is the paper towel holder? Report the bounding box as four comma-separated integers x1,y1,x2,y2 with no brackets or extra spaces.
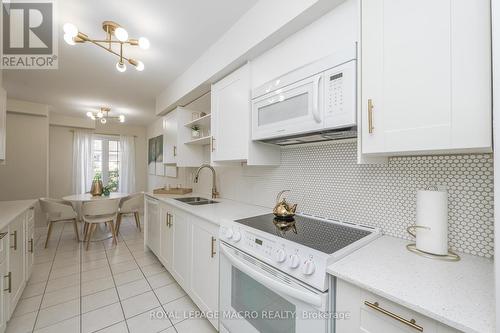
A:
407,226,460,261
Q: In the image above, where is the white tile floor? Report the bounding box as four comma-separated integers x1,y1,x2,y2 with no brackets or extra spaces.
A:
6,216,217,333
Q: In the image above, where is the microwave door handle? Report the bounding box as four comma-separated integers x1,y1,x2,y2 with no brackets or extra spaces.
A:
312,75,322,123
221,245,323,307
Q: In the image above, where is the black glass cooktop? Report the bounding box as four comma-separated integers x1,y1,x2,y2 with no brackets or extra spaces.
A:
234,214,372,254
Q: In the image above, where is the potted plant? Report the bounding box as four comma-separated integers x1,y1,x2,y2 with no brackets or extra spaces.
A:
102,184,111,197
191,125,201,138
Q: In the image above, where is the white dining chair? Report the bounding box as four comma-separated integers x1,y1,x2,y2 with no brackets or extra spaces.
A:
82,199,120,250
39,198,80,248
116,193,143,235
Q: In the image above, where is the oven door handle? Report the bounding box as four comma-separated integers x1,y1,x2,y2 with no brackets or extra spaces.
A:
221,245,323,307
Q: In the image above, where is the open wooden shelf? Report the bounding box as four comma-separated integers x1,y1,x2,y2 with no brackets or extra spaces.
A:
184,113,211,129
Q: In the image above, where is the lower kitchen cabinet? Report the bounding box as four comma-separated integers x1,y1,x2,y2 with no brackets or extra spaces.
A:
8,214,25,315
144,196,219,330
190,218,219,329
171,209,191,290
336,279,460,333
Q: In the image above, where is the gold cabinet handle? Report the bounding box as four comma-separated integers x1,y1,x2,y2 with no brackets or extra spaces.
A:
10,230,17,250
368,99,374,134
0,232,7,240
364,301,423,332
29,238,34,253
211,236,216,258
4,272,11,293
165,213,169,227
168,214,173,228
173,146,177,157
211,137,215,152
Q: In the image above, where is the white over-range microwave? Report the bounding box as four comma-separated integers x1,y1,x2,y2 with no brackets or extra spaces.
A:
251,48,357,145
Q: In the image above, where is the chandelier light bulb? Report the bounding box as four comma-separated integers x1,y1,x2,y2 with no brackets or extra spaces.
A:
135,60,144,71
100,118,107,124
114,27,129,42
138,37,150,50
119,115,125,123
86,112,93,118
116,62,127,72
90,115,96,120
63,23,78,37
63,34,76,45
96,111,104,118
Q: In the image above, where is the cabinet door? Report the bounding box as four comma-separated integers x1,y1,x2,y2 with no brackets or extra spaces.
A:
0,259,7,333
163,111,178,164
361,0,491,155
159,204,173,270
8,215,25,313
25,208,34,281
211,64,250,162
171,210,191,289
145,198,160,256
0,88,6,161
190,221,218,329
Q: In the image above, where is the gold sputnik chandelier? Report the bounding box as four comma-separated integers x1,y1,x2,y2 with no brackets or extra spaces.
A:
86,107,125,124
63,21,150,72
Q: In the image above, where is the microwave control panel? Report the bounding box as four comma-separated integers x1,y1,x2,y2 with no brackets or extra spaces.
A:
323,59,356,128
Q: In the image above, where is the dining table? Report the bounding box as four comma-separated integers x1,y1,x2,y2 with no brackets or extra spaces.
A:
63,192,129,241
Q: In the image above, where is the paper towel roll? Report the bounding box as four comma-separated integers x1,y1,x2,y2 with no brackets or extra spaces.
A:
415,188,448,255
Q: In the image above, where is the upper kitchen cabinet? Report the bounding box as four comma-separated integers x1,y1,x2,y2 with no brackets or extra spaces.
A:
211,63,280,165
360,0,492,156
162,107,205,167
0,88,6,161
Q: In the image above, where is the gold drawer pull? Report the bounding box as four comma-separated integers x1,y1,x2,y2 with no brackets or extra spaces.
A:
29,238,34,253
211,137,216,152
0,232,7,240
368,99,374,134
10,231,17,250
4,272,11,293
211,236,216,258
364,301,423,332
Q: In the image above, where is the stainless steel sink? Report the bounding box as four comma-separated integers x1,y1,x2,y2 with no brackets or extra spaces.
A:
174,197,219,205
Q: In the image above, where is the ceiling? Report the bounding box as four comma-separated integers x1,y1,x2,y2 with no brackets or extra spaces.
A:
3,0,257,125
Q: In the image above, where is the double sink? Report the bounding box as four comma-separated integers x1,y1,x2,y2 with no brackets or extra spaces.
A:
174,197,219,206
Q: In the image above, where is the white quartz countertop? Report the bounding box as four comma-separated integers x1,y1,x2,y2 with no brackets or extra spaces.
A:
327,236,494,333
145,192,271,225
0,199,37,230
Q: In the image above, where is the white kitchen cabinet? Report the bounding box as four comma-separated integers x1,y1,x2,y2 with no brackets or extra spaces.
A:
0,228,9,333
162,107,205,167
145,197,160,256
171,209,191,290
8,214,25,315
0,88,6,162
159,202,174,271
211,63,280,165
24,207,34,281
360,0,491,156
336,279,461,333
190,218,219,329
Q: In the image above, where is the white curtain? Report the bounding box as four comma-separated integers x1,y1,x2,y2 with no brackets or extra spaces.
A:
72,130,94,194
119,135,136,193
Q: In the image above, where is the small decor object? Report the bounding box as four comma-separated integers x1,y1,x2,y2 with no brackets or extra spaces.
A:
273,190,297,221
191,125,201,138
63,21,149,72
102,185,111,197
406,186,460,261
191,112,201,120
148,135,164,176
90,175,103,197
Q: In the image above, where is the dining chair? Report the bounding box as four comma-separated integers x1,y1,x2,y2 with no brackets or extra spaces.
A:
82,199,120,250
39,198,80,248
116,193,143,235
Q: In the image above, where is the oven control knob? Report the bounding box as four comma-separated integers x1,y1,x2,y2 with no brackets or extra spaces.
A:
232,230,241,242
302,259,316,275
288,254,300,269
274,249,286,263
224,228,233,240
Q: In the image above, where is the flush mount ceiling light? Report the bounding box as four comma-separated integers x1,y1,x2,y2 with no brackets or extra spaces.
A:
63,21,149,72
86,107,125,124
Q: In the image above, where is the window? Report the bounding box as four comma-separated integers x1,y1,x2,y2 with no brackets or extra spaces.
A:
93,136,120,191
